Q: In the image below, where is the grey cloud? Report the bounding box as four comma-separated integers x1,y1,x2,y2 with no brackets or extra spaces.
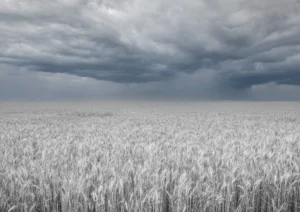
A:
227,69,300,89
0,0,300,95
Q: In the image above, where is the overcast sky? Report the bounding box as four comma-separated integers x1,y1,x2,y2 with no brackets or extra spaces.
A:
1,0,300,101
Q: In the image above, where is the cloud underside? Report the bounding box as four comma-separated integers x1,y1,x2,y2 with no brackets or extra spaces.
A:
1,0,300,91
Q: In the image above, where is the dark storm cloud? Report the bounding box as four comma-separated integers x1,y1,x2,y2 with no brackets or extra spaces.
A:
228,69,300,89
1,0,300,90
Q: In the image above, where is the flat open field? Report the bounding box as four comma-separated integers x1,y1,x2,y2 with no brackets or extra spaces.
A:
1,102,300,212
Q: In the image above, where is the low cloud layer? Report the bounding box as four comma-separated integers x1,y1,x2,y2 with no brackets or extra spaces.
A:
1,0,300,100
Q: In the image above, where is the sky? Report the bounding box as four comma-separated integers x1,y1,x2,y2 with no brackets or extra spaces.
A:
1,0,300,101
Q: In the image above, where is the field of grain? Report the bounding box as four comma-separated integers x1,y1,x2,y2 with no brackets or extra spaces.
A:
1,102,300,212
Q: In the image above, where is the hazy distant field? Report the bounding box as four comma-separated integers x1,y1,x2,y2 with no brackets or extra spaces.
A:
1,102,300,212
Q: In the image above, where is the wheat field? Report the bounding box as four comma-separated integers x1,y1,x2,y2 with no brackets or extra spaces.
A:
1,102,300,212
